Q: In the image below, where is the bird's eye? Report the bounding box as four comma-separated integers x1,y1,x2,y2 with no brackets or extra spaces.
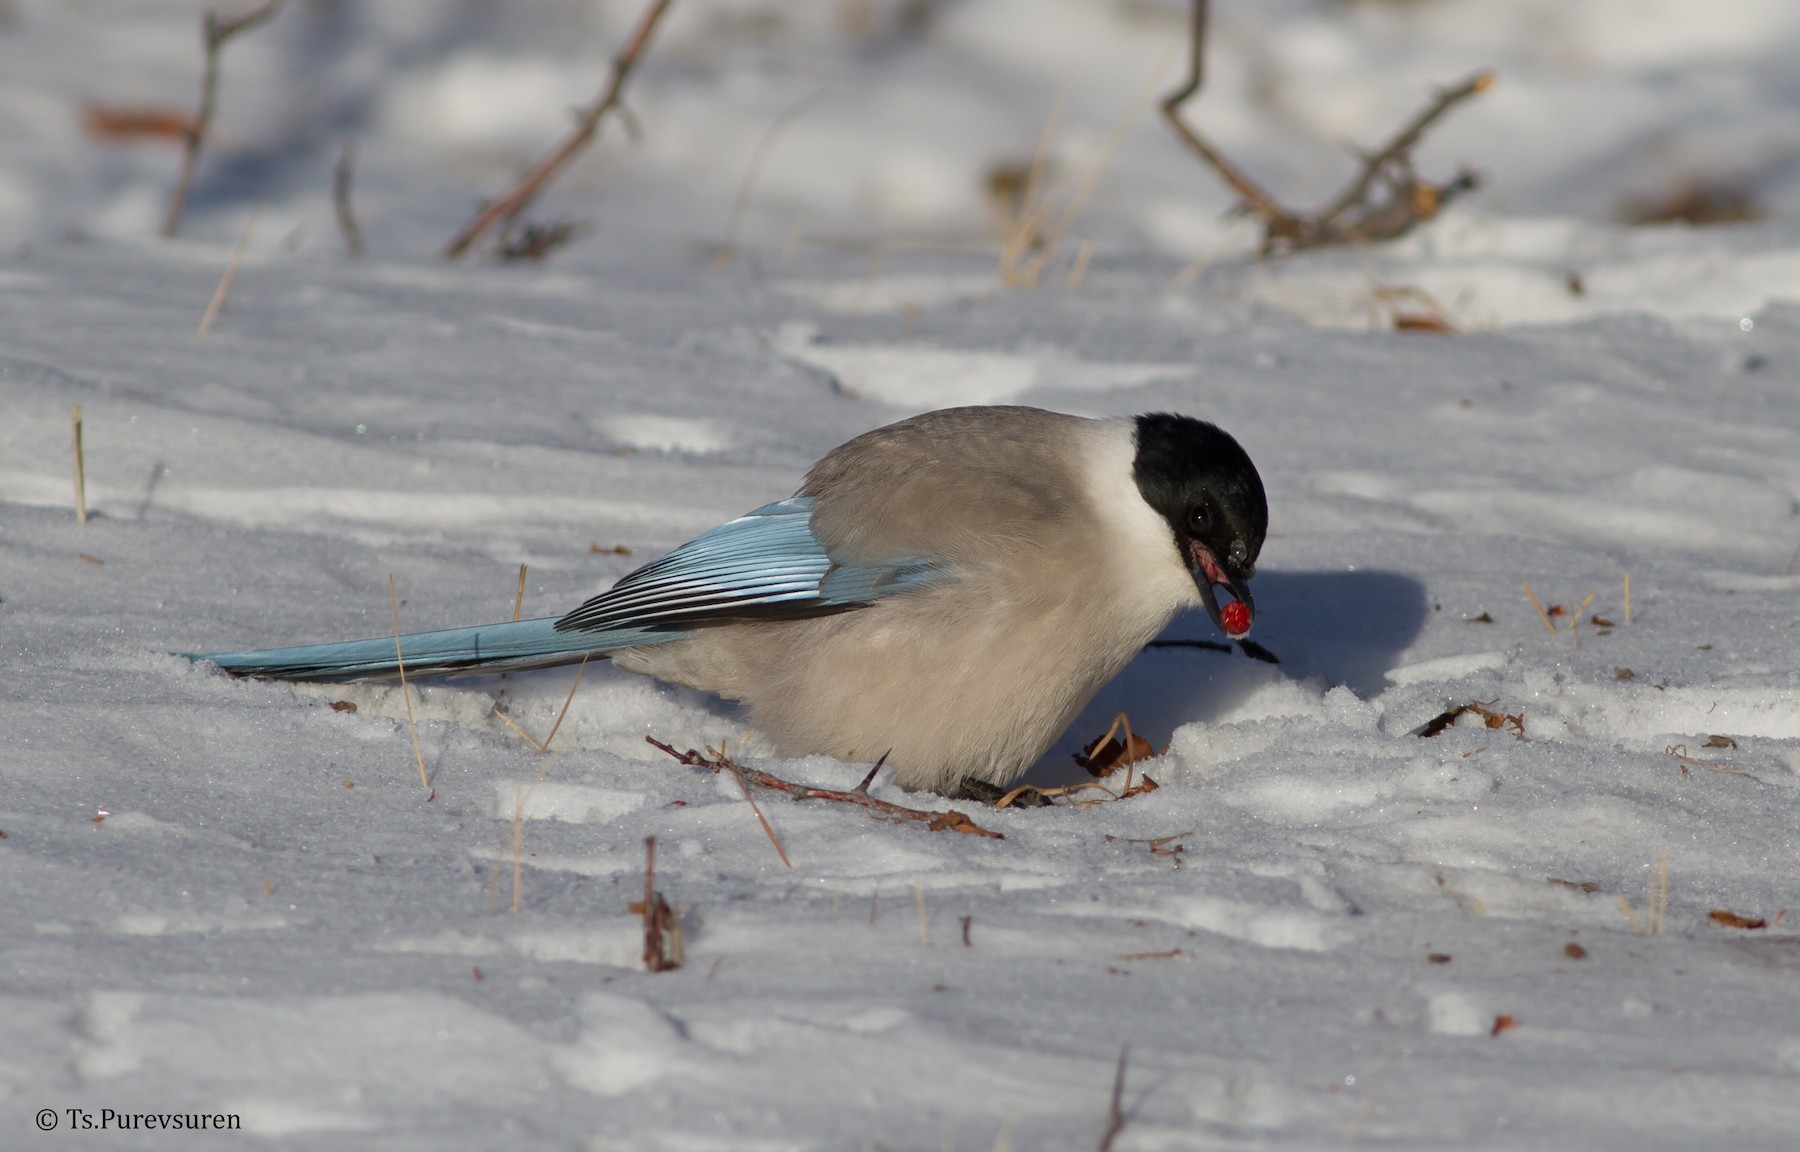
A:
1187,504,1211,535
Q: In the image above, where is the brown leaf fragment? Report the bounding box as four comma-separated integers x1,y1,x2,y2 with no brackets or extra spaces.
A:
1709,909,1767,930
1428,952,1452,964
1414,709,1462,738
1591,615,1616,628
83,103,197,142
330,699,358,713
1564,942,1588,959
1546,604,1567,617
1704,734,1737,749
79,554,105,565
928,810,1006,839
1614,667,1635,682
1466,611,1495,623
1117,774,1159,800
1621,179,1764,227
1119,948,1184,961
1490,1014,1517,1037
1415,702,1525,738
1076,726,1157,778
1548,877,1601,893
1394,312,1456,333
590,543,632,555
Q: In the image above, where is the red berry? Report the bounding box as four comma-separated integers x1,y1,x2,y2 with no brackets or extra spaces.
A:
1220,599,1252,637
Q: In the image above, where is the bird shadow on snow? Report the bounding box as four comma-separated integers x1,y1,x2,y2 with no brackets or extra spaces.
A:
1027,568,1429,789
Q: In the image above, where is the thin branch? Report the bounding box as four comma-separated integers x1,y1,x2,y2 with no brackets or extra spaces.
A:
71,405,87,525
1161,0,1490,255
443,0,675,259
1097,1045,1131,1152
630,836,682,971
333,138,365,256
1160,0,1282,219
646,737,1003,840
163,0,285,238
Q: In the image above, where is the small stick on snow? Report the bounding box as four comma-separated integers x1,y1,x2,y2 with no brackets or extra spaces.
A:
389,574,431,795
506,752,561,915
443,0,675,259
512,563,527,622
537,655,589,753
197,206,260,337
162,0,284,238
1521,580,1556,634
629,836,683,971
71,405,87,525
1097,1044,1130,1152
333,138,364,256
491,706,546,753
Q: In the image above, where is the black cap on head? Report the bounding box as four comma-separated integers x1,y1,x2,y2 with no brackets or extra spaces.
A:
1132,412,1267,638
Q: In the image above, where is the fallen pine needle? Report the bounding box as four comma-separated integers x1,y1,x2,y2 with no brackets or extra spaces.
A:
198,205,261,337
389,575,430,794
538,656,588,752
725,755,792,868
1521,580,1556,634
513,563,527,621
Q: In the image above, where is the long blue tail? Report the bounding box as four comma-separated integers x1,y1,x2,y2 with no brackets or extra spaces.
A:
186,617,676,681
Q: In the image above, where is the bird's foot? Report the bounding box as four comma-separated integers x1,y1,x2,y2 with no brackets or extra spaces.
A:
948,778,1054,808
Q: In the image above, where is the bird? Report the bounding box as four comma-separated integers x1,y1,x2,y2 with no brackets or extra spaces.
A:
188,405,1266,801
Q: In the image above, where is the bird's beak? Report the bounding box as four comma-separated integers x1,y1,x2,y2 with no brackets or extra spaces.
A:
1188,542,1255,640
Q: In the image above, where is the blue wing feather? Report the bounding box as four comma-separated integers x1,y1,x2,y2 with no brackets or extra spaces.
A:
554,498,942,633
190,496,946,682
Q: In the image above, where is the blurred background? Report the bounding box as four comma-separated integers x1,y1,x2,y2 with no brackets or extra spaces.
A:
5,0,1797,262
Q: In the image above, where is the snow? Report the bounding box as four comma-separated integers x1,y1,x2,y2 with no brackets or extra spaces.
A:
4,1,1800,1148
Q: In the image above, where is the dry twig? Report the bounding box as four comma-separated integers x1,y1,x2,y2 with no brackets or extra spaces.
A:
443,0,675,259
1162,0,1488,256
631,836,683,971
163,0,285,238
333,139,364,256
1097,1045,1131,1152
646,737,1004,839
71,405,87,525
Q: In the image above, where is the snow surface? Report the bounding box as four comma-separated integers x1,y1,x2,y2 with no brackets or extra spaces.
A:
4,1,1800,1149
